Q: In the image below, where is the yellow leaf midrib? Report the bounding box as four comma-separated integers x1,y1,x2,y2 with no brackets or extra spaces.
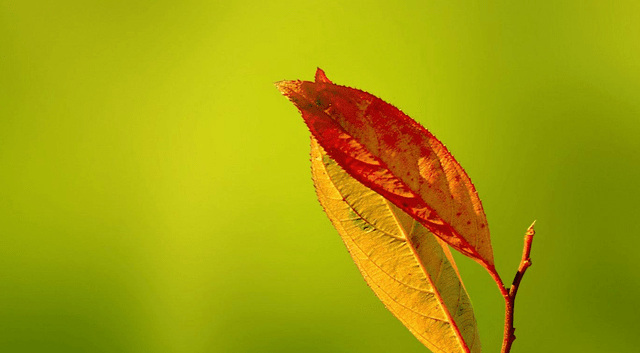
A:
383,197,470,353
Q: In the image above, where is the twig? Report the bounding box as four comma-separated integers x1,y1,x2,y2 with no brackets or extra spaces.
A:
500,221,536,353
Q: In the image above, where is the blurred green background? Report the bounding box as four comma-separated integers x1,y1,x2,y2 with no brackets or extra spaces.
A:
2,1,639,352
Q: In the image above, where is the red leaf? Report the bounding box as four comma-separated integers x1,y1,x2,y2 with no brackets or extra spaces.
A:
276,69,495,269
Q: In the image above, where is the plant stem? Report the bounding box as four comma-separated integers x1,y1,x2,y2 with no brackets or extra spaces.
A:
487,265,509,298
500,221,536,353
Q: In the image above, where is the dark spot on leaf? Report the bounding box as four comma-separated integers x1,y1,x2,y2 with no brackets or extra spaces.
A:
411,236,421,247
349,209,372,232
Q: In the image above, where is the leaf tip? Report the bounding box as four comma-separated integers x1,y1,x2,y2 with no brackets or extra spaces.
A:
315,68,332,83
274,80,299,97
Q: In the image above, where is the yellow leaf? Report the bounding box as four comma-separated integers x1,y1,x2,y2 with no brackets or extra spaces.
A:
311,137,481,353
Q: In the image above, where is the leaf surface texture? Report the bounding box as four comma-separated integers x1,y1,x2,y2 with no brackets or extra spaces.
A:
276,69,494,269
311,137,481,353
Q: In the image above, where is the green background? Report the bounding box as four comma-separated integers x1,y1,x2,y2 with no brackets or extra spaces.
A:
2,1,639,352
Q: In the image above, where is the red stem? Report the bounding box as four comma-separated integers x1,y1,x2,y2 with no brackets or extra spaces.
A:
488,222,536,353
